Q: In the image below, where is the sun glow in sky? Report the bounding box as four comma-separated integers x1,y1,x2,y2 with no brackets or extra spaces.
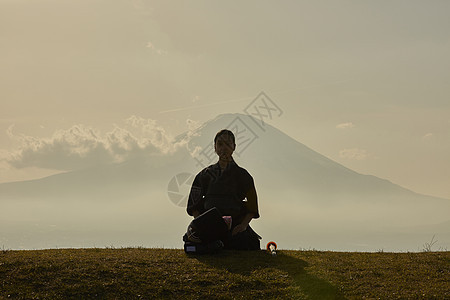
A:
1,0,450,199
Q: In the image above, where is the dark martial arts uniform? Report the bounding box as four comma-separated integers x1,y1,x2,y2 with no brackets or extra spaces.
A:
185,160,261,251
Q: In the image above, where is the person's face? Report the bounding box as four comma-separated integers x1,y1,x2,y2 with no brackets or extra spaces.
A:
214,135,235,160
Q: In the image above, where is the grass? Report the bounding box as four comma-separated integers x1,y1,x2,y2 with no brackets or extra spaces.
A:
0,248,449,299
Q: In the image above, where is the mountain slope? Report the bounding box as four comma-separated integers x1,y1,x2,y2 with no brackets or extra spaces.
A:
182,113,442,200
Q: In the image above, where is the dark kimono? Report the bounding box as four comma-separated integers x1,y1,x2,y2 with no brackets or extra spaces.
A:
186,160,260,250
187,160,259,223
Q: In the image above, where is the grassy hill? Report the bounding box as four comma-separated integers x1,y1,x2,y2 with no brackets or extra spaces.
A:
0,248,448,299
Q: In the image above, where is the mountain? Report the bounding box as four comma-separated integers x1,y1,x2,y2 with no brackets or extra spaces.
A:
182,113,420,198
1,113,449,251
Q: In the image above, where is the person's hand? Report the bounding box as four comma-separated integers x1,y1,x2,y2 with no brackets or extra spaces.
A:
232,223,247,236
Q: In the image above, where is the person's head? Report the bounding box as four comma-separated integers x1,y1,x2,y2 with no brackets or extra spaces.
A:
214,129,236,160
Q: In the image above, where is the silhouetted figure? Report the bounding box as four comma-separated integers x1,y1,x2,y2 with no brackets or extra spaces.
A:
184,129,261,253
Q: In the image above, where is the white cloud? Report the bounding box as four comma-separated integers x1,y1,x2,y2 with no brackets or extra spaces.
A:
124,115,175,151
336,122,355,129
146,41,168,55
2,117,187,171
422,133,433,139
339,148,371,161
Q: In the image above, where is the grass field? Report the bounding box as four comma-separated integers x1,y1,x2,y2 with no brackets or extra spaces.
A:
0,248,448,299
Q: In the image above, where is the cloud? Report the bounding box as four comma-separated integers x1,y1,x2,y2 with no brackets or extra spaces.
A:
339,148,371,161
422,133,433,139
3,117,186,171
336,122,355,129
5,125,110,170
146,41,168,55
124,115,175,151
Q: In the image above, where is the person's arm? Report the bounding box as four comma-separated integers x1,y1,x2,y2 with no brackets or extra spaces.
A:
232,172,259,235
187,173,205,217
232,212,255,236
244,185,259,219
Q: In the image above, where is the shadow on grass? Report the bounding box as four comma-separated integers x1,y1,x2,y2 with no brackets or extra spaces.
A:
193,250,346,299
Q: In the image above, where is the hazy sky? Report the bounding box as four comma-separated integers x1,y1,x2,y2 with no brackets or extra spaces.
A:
1,0,449,199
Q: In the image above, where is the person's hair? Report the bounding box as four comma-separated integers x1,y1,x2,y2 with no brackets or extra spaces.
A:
214,129,235,145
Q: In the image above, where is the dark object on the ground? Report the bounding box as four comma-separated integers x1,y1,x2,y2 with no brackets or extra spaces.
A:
187,208,229,243
184,240,224,254
183,207,261,253
183,208,228,254
224,225,261,251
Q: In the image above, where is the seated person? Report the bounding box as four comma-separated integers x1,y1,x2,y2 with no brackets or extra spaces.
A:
185,129,260,251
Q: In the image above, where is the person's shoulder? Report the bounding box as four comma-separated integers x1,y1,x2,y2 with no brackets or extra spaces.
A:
232,161,253,178
197,163,219,175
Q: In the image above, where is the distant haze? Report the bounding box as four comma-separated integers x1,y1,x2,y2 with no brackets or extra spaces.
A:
1,113,449,251
1,1,449,250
